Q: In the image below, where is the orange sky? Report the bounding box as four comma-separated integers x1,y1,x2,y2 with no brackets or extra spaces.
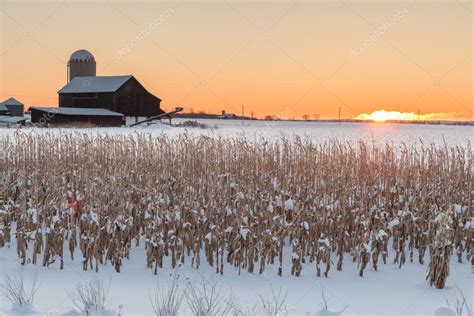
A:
0,0,472,120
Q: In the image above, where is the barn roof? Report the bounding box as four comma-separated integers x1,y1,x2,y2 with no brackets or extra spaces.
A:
58,75,133,93
1,97,23,106
0,116,26,123
30,107,124,117
0,104,9,112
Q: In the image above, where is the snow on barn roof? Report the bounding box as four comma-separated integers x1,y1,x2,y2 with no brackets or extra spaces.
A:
1,97,23,106
0,116,26,124
30,107,124,117
58,75,133,94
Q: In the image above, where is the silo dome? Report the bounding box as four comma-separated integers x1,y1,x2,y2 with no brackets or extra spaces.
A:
69,49,95,62
67,49,96,82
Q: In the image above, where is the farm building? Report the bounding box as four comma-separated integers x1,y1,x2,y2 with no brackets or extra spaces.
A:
0,116,27,127
59,50,164,118
0,98,24,117
0,104,9,116
58,75,163,117
30,107,124,127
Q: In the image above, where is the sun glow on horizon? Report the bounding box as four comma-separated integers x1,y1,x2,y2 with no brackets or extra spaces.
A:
353,110,456,122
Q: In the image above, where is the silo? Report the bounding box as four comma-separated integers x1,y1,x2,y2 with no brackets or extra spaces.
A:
67,49,96,82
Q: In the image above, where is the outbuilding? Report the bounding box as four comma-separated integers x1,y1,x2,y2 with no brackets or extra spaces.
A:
0,98,24,117
30,107,124,127
0,104,9,116
0,116,27,127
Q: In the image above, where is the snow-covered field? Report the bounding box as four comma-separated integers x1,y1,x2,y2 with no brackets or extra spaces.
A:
0,236,470,316
0,121,472,316
1,119,473,146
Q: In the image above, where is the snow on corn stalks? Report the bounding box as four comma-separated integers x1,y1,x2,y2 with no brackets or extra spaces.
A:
0,132,471,289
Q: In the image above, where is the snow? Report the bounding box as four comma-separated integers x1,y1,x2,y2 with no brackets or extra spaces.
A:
0,116,27,124
1,97,23,106
27,208,37,224
0,121,472,315
276,195,283,208
465,221,472,229
90,211,99,225
267,202,274,213
8,302,36,315
388,218,400,229
0,119,472,146
432,306,457,316
143,122,172,129
30,107,123,117
58,76,132,93
377,229,388,238
284,198,295,211
0,231,470,315
316,308,347,316
240,227,250,240
318,237,330,247
302,221,309,231
452,204,468,214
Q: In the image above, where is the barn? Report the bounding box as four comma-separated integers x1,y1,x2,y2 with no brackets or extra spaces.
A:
30,107,124,127
58,75,163,117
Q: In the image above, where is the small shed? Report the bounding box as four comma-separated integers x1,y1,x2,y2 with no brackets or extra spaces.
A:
0,104,9,116
0,98,24,117
30,107,124,127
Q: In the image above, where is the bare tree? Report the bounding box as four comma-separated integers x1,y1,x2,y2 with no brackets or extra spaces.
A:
184,276,234,316
259,287,288,316
68,278,111,315
0,270,41,310
317,286,347,316
149,272,184,316
445,285,472,316
230,300,262,316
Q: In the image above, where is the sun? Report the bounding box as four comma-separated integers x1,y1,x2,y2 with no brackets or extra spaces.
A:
353,110,455,122
354,110,417,122
369,111,401,122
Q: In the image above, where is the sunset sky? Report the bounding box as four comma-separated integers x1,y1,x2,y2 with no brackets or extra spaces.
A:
0,0,472,120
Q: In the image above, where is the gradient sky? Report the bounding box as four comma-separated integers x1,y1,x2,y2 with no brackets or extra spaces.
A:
0,0,472,120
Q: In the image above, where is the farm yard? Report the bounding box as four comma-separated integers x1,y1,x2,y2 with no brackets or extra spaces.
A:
0,122,472,315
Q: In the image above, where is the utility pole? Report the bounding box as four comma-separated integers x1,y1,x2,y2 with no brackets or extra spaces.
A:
338,106,341,125
241,104,244,126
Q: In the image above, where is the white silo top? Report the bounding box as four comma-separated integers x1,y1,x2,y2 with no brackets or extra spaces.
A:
69,49,95,62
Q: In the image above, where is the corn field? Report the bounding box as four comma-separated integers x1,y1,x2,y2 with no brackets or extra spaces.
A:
0,131,471,289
